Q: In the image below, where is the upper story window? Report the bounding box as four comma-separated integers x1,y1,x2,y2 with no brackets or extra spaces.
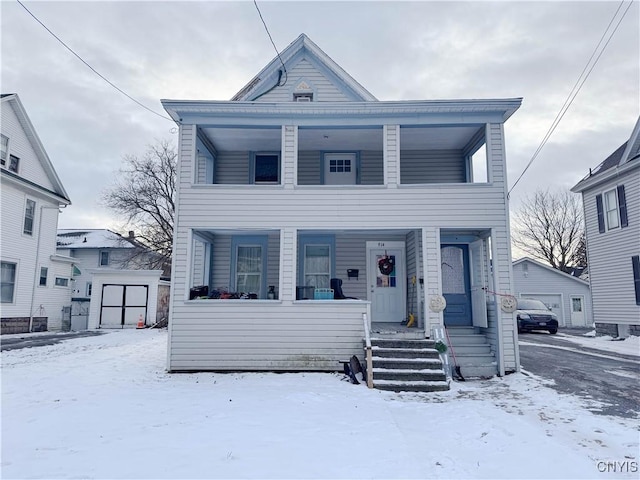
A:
253,153,280,184
0,135,8,167
9,155,19,173
596,185,628,233
294,93,313,102
55,277,69,287
100,251,110,266
23,199,36,235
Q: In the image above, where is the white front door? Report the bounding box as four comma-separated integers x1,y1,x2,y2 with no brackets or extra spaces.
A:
570,295,586,327
324,153,357,185
366,241,406,323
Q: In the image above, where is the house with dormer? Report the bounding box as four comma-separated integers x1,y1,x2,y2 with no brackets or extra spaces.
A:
572,117,640,338
161,34,523,389
1,94,72,334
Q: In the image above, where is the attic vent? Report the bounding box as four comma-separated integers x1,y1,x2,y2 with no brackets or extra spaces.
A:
294,93,313,102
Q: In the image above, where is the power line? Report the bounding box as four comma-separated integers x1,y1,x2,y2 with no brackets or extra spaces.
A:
508,0,634,197
253,0,287,86
16,0,174,123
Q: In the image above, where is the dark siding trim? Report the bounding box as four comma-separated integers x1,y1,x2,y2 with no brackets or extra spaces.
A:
595,194,605,233
632,256,640,306
618,185,628,228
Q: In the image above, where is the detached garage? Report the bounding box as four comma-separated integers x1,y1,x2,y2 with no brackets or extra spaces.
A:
513,257,592,328
87,270,165,329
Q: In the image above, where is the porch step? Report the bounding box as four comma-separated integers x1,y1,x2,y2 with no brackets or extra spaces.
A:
364,337,449,392
445,327,498,378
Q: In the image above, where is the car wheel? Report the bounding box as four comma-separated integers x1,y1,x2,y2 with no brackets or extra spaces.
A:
548,328,557,334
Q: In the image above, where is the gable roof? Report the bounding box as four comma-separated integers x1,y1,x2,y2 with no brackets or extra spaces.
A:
572,116,640,192
231,33,377,102
57,229,136,249
0,93,71,203
513,257,590,286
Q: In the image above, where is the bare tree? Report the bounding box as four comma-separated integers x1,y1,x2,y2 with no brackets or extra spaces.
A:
512,189,585,273
102,140,176,272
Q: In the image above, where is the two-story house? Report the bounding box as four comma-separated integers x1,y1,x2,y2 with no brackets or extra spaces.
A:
1,94,72,334
161,34,522,386
571,117,640,338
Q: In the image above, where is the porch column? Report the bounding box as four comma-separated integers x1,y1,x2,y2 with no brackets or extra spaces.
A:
383,125,400,188
421,227,443,337
279,228,297,303
282,125,298,189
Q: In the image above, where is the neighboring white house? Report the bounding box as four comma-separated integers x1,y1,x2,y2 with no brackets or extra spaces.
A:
1,93,72,333
571,117,640,338
161,34,522,378
512,257,592,328
56,229,169,330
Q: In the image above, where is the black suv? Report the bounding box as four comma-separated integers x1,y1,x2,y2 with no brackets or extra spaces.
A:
516,298,559,334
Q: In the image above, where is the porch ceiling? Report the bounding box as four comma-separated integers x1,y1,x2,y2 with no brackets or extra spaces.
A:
200,125,484,152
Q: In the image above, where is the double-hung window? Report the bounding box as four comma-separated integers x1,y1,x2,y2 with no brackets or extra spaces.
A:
299,235,335,289
1,262,16,303
231,236,267,298
100,251,110,266
253,154,280,184
9,155,19,173
39,267,48,286
23,199,36,235
596,185,628,233
0,135,8,167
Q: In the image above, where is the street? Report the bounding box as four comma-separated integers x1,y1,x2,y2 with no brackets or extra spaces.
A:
0,331,104,352
518,330,640,418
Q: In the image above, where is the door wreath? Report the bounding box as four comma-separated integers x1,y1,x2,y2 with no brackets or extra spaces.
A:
378,255,395,275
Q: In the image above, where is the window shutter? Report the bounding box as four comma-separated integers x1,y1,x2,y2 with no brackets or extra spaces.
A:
617,185,628,228
595,194,605,233
632,256,640,306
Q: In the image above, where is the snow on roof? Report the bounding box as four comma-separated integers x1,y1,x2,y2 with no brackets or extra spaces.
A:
56,229,134,249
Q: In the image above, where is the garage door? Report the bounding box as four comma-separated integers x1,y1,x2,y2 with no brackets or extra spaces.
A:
521,294,564,327
100,284,148,329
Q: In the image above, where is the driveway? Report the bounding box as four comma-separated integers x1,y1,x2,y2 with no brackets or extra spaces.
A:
1,331,105,352
518,330,640,419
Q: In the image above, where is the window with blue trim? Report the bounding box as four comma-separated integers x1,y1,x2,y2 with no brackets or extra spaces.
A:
253,154,280,184
231,236,268,298
299,235,335,289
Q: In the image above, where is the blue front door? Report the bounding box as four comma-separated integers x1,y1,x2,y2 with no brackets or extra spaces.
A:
441,244,472,326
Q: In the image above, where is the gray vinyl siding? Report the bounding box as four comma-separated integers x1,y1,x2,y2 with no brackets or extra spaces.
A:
361,151,384,185
255,58,352,103
400,150,466,184
297,151,321,185
512,260,592,327
214,152,250,184
582,166,640,326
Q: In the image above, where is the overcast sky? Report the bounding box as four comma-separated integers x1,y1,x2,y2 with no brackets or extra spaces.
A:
2,1,638,231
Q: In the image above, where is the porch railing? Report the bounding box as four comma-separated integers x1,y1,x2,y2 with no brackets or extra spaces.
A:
363,313,373,388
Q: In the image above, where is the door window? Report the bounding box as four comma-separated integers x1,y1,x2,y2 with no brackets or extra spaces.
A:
571,297,583,312
235,245,263,295
376,254,396,287
441,246,465,294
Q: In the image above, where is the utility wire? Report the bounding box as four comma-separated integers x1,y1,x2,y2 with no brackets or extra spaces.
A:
16,0,174,122
253,0,287,86
508,0,634,197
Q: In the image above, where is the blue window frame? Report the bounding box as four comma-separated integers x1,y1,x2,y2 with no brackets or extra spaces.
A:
230,235,268,298
298,235,336,288
251,153,280,184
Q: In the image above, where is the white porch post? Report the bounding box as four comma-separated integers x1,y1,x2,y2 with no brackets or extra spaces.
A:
282,125,298,189
383,125,400,188
280,228,297,303
421,227,443,337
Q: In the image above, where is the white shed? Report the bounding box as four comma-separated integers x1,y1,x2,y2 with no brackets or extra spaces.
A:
87,269,164,329
513,258,592,328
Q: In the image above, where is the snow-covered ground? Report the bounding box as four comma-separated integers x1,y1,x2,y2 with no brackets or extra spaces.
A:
2,330,638,479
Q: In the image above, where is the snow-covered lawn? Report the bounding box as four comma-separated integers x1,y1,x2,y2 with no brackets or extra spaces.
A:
2,330,638,479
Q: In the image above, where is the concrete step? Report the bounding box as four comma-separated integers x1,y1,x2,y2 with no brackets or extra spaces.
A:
445,334,488,345
449,352,496,366
373,379,450,392
447,344,491,355
372,356,443,370
373,367,447,382
372,346,440,359
457,363,498,379
370,338,436,349
445,326,478,336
